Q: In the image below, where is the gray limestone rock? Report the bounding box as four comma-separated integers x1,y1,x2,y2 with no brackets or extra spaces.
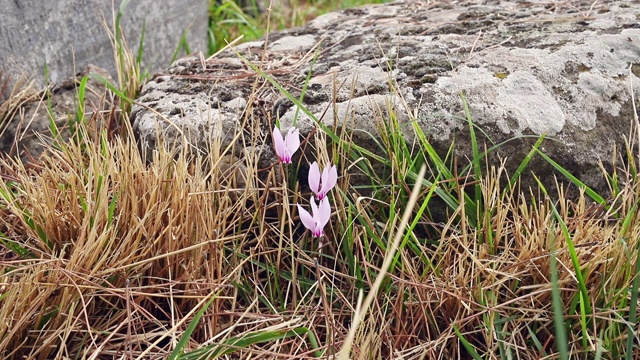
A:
132,0,640,197
0,65,116,166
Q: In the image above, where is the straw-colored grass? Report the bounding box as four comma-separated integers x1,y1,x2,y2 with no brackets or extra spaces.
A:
1,76,638,358
1,1,640,359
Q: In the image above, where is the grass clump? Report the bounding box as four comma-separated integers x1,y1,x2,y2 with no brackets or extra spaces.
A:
1,1,640,359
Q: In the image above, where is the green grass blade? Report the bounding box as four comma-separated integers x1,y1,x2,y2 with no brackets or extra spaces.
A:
460,134,561,177
171,30,191,64
594,335,604,360
460,91,483,214
292,48,320,127
579,291,588,349
306,328,323,358
536,149,606,205
550,239,569,360
391,173,439,273
115,0,130,83
537,178,568,360
535,176,592,355
0,231,32,259
107,190,119,229
526,324,547,356
454,325,483,360
410,121,477,225
136,19,146,69
547,199,592,315
167,293,218,360
89,72,133,105
181,327,309,359
509,134,546,190
75,75,88,125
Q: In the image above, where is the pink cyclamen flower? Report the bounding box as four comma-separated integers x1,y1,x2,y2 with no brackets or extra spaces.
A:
297,197,331,237
272,126,300,164
308,161,337,200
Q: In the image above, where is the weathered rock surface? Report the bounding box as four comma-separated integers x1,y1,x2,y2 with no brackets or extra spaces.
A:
132,0,640,196
0,65,116,165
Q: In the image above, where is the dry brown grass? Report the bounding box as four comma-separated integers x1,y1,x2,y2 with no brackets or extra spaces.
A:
1,1,639,358
334,164,640,359
0,127,240,357
0,82,639,359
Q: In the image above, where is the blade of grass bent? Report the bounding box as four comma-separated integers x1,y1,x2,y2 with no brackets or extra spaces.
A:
89,72,133,105
536,149,606,205
167,293,218,360
454,325,483,360
181,327,311,359
460,91,483,216
0,231,32,258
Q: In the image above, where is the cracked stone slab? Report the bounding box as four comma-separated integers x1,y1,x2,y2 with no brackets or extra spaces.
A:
132,0,640,196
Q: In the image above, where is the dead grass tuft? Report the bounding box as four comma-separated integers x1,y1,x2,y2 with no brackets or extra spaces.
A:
1,78,639,359
1,1,639,358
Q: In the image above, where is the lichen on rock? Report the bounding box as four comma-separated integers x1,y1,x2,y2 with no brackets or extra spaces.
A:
132,0,640,197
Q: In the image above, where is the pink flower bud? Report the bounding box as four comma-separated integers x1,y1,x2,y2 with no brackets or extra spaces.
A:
272,126,300,164
308,161,337,200
297,197,331,237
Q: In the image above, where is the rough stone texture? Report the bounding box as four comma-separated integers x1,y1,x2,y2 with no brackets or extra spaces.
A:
132,0,640,197
0,65,116,166
0,0,208,91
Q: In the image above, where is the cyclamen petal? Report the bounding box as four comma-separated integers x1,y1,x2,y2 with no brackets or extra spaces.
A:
308,162,338,200
317,197,331,230
297,197,331,237
272,126,286,161
285,128,300,158
308,162,321,195
320,165,338,197
297,204,316,232
272,126,300,163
